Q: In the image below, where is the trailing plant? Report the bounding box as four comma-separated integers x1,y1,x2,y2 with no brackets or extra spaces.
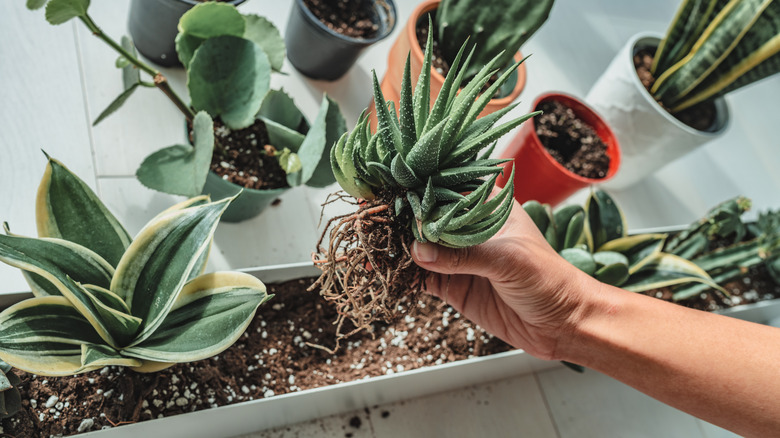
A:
0,360,21,419
0,154,271,376
524,190,721,292
437,0,555,80
651,0,780,112
311,25,536,346
27,0,345,198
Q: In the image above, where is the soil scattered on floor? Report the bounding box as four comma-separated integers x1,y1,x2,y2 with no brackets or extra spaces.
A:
535,100,611,179
634,48,717,132
1,278,511,437
303,0,380,39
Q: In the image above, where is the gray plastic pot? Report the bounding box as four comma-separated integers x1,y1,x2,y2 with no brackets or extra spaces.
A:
127,0,246,67
285,0,397,80
201,171,288,223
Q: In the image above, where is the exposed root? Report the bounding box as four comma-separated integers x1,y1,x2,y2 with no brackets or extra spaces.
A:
310,191,426,351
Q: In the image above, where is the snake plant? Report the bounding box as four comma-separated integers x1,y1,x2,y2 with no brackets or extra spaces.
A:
524,190,722,292
0,155,271,376
331,26,537,248
437,0,554,80
0,360,21,419
651,0,780,112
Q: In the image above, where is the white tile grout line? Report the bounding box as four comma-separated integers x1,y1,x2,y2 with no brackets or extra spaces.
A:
71,19,101,197
532,370,563,438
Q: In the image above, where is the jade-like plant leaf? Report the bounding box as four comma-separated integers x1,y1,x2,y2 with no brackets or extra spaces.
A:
178,1,245,40
257,89,307,132
123,272,270,362
560,248,597,276
112,197,231,345
44,0,89,25
188,35,271,130
0,296,105,376
136,111,214,197
242,14,285,72
37,155,131,267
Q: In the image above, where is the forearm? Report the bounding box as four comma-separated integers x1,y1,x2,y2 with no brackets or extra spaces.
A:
558,279,780,437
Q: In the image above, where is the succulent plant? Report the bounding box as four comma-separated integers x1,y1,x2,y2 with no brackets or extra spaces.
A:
331,23,536,248
0,360,21,419
0,155,271,376
651,0,780,112
437,0,555,80
524,190,722,292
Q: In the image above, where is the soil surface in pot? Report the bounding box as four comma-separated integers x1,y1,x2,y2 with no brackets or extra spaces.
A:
535,100,611,179
197,119,289,191
634,49,717,132
1,278,512,437
303,0,380,39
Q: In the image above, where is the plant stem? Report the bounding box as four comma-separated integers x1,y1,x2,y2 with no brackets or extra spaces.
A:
78,13,196,122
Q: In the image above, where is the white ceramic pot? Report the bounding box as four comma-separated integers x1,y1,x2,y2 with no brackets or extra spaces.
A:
585,32,730,190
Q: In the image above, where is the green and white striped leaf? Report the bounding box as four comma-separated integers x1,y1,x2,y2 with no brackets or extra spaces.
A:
586,190,627,250
598,234,667,274
37,156,131,267
0,296,104,376
621,253,723,293
111,197,232,345
124,272,270,362
81,344,141,369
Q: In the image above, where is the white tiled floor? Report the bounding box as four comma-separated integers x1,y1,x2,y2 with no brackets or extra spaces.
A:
1,0,777,437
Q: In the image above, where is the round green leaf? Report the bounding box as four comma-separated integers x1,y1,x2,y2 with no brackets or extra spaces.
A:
242,14,285,72
188,35,271,130
560,248,597,276
178,2,245,39
45,0,89,25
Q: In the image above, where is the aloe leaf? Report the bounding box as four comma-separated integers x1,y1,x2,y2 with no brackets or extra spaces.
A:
445,112,538,166
44,0,89,25
188,35,270,130
407,191,423,221
0,296,104,376
599,234,667,274
431,164,504,187
423,40,467,137
307,96,347,188
458,103,520,147
372,71,404,156
391,154,423,188
438,192,513,248
398,54,416,155
242,14,285,72
621,253,724,293
37,155,131,267
124,273,270,361
136,111,214,197
404,117,448,178
413,16,434,138
112,197,232,345
445,173,509,231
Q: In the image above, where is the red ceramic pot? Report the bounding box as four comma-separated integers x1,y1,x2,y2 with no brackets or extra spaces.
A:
498,92,621,207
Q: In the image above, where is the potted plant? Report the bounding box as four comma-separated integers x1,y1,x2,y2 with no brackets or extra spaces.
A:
285,0,398,81
313,35,536,343
586,0,780,189
127,0,247,67
0,360,21,421
27,1,346,223
498,92,621,207
378,0,554,118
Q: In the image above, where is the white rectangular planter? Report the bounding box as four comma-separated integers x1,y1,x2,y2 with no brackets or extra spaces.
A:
0,262,558,438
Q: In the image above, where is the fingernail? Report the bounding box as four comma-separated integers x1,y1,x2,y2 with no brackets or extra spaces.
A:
413,241,438,263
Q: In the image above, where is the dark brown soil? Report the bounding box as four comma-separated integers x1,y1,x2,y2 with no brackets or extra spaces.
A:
535,100,611,179
201,119,289,191
634,48,717,132
1,278,511,437
303,0,380,39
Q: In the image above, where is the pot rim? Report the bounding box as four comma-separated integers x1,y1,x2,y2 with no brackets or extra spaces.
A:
174,0,246,6
406,0,526,103
529,92,622,184
294,0,398,46
205,170,290,196
627,32,730,137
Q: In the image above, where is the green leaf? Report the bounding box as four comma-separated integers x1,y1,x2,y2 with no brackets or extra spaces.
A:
112,197,232,346
27,0,48,10
80,343,141,369
124,272,270,362
622,253,723,294
523,200,553,241
372,71,404,156
188,35,271,130
599,234,667,274
93,84,139,126
175,33,205,69
0,296,105,376
37,156,131,267
404,117,448,178
136,111,214,197
45,0,89,25
306,96,347,188
178,2,245,40
391,154,422,188
120,36,141,90
261,118,306,152
594,263,630,286
553,205,586,250
277,148,302,175
586,190,627,249
286,97,329,187
75,283,141,347
257,89,306,132
560,248,597,276
242,14,285,72
413,16,434,138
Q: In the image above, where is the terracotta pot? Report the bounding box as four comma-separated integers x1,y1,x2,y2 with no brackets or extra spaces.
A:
373,0,526,125
497,92,621,207
286,0,397,81
585,33,730,190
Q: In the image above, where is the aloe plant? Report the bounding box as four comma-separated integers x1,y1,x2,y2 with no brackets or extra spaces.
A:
331,24,536,248
27,1,345,198
524,190,722,292
0,360,21,419
437,0,554,81
651,0,780,112
0,155,271,376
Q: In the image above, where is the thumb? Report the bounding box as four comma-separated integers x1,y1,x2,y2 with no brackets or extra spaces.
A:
412,240,500,278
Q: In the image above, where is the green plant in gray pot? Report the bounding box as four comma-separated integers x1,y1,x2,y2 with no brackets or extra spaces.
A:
0,155,271,376
0,360,21,420
27,1,346,222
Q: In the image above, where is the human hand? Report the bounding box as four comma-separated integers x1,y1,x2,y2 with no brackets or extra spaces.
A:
412,199,597,360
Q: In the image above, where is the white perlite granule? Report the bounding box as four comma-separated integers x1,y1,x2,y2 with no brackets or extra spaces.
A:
77,418,94,433
45,395,59,408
